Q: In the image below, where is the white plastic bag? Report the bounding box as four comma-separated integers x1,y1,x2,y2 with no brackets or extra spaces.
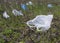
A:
3,11,10,18
47,4,53,8
12,9,23,16
26,1,33,5
26,15,53,31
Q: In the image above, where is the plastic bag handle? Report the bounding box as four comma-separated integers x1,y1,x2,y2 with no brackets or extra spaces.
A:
26,20,35,27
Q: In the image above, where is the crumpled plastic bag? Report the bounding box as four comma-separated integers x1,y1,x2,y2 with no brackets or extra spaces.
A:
21,4,27,10
3,11,10,18
12,9,23,16
26,15,53,31
26,1,33,5
47,4,53,8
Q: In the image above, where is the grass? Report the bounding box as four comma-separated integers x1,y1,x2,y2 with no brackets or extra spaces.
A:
0,2,60,43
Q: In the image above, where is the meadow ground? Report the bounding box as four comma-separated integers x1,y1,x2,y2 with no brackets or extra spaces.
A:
0,2,60,43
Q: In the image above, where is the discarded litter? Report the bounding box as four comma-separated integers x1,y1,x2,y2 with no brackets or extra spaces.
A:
26,1,33,5
26,15,53,31
21,4,27,10
3,11,10,18
47,4,53,8
12,9,23,16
